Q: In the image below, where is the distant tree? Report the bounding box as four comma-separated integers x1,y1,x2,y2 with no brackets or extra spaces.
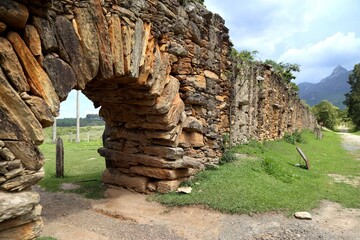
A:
231,48,258,63
311,100,339,130
85,114,102,120
264,59,300,84
344,63,360,129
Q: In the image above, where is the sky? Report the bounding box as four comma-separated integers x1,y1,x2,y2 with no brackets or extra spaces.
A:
205,0,360,83
59,0,360,118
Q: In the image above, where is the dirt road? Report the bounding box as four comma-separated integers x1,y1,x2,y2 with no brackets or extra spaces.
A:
39,132,360,240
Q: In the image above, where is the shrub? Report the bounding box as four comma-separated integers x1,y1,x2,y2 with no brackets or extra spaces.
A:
284,130,304,145
219,150,237,165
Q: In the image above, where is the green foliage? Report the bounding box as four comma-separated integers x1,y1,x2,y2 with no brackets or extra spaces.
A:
344,63,360,129
312,100,339,130
264,59,300,84
231,48,258,63
284,130,304,145
57,114,105,127
37,237,57,240
219,150,237,165
153,131,360,214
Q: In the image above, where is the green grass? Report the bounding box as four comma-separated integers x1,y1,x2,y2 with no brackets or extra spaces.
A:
37,237,57,240
43,125,105,143
152,131,360,214
39,140,106,199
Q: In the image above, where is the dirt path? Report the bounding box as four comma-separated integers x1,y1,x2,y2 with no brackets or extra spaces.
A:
39,132,360,240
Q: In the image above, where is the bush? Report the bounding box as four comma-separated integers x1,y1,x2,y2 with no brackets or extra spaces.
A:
219,150,237,165
284,130,304,145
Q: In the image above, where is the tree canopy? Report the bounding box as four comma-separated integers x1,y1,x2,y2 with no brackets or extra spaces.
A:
344,63,360,129
311,100,339,130
264,59,300,84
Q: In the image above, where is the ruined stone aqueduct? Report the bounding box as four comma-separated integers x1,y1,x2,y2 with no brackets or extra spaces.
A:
0,0,317,238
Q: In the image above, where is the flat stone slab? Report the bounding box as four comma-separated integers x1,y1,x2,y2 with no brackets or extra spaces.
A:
294,211,312,220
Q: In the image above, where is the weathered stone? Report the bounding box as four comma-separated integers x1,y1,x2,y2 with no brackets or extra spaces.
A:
183,116,204,133
143,94,185,130
148,50,170,96
90,0,113,80
141,146,184,160
130,19,146,78
294,211,312,220
179,131,205,148
145,125,182,142
6,160,22,171
0,22,6,34
130,166,192,180
24,25,42,57
22,94,54,128
188,21,202,45
137,30,155,86
177,186,192,194
122,24,133,75
108,14,124,77
0,148,16,161
0,37,29,92
187,75,206,89
185,93,207,106
4,167,24,180
55,16,93,89
0,141,4,148
157,179,185,193
0,68,44,144
32,17,58,53
1,168,44,191
0,205,41,231
0,190,40,222
168,42,188,56
6,32,60,116
111,5,135,19
204,70,219,79
43,55,77,101
102,149,200,169
102,168,148,193
0,0,29,29
0,219,43,240
153,76,180,114
74,7,100,79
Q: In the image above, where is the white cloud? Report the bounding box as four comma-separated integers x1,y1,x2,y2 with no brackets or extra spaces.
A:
279,32,360,83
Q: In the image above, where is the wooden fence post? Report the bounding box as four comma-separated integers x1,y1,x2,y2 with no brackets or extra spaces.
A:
56,137,64,178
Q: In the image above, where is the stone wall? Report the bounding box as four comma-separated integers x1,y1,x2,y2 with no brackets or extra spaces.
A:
230,63,317,144
0,0,315,238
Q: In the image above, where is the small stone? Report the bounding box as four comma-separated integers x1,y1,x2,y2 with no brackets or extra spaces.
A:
294,211,312,220
177,186,192,194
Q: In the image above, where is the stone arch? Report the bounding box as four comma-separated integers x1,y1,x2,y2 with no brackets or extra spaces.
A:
0,0,318,238
0,0,231,195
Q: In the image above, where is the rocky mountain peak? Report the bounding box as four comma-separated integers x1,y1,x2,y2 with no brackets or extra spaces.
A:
331,65,348,76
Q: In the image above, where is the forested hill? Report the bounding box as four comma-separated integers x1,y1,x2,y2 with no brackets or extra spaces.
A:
57,114,105,127
298,65,351,109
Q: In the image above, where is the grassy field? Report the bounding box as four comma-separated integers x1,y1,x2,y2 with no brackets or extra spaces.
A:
42,125,105,143
38,128,360,214
152,130,360,215
39,139,106,199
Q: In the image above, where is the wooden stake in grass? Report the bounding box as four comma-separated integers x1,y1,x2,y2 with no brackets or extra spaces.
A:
56,137,64,178
296,147,310,170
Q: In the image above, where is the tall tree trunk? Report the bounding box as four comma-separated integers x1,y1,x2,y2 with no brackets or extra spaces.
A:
76,90,80,143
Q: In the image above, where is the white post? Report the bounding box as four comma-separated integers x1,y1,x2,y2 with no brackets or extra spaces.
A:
76,90,80,143
52,117,57,143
